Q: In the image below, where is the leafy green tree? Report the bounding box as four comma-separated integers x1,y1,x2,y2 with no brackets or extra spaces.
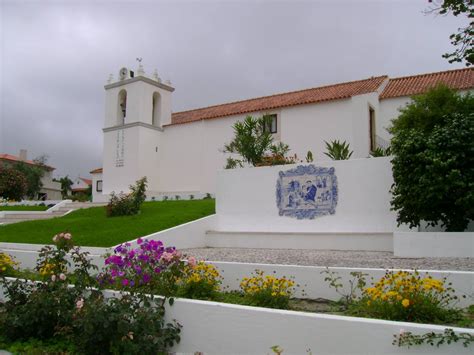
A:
426,0,473,66
224,115,274,167
57,176,74,198
0,165,28,201
390,85,474,231
15,162,45,199
324,140,353,160
223,115,295,168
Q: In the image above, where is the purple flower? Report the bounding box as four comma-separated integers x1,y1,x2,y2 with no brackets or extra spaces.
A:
137,238,143,245
143,274,151,283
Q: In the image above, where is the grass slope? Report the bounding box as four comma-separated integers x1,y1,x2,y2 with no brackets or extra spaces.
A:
0,200,215,247
0,206,49,211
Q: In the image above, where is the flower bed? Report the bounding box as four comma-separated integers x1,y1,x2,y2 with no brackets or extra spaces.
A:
1,235,473,354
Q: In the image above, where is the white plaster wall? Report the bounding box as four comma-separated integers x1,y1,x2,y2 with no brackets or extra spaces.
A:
104,79,172,128
102,127,140,194
394,232,474,258
280,99,354,161
378,96,411,142
164,298,474,354
351,92,380,157
216,157,401,233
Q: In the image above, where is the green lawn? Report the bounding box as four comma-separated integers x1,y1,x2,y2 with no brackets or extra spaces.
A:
0,205,49,211
0,200,215,247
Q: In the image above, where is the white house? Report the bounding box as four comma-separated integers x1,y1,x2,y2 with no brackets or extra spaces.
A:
91,66,473,202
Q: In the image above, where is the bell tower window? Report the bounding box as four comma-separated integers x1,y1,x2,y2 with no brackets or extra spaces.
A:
117,89,127,125
152,92,162,126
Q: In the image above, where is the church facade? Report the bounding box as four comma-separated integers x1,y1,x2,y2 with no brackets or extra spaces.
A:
91,67,473,202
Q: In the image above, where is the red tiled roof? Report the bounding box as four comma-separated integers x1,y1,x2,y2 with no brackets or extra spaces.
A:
90,168,103,174
168,76,388,126
0,154,55,171
80,178,92,185
380,68,474,99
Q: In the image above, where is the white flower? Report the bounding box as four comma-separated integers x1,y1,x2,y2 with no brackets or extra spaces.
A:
52,235,58,243
59,273,66,281
51,275,57,282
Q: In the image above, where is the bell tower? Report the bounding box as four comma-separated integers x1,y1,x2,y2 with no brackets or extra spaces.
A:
101,60,174,196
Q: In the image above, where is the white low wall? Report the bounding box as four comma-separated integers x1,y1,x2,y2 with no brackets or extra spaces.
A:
120,214,215,249
394,232,474,258
205,231,394,251
164,297,474,354
1,282,471,354
216,157,405,233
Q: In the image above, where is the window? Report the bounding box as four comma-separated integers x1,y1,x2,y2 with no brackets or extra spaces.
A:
152,92,161,126
117,90,127,125
369,106,376,151
96,180,103,192
263,114,277,134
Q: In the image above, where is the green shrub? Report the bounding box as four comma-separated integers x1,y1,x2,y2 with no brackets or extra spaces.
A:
177,261,222,300
324,140,353,160
390,85,474,231
106,177,147,217
0,165,28,201
240,270,295,309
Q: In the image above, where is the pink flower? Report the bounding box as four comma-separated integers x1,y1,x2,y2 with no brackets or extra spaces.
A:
76,298,84,309
137,238,143,245
161,252,173,262
64,233,71,240
51,275,57,282
187,256,197,267
52,235,58,243
59,273,66,281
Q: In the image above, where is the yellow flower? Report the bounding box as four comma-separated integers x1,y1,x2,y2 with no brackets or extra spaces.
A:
402,299,410,308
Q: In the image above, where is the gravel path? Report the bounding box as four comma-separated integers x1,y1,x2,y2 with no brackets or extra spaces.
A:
182,248,474,271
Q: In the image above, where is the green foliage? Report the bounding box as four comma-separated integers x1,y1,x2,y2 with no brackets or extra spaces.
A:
15,161,46,199
426,0,473,66
390,85,474,231
370,146,391,157
393,328,474,349
324,140,353,160
70,293,181,355
305,150,314,163
0,199,215,247
57,176,74,198
0,165,28,200
223,115,295,168
106,177,147,217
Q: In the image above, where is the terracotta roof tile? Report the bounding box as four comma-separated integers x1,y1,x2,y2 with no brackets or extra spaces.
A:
0,153,55,171
80,178,92,185
167,76,388,126
90,168,103,174
380,68,474,99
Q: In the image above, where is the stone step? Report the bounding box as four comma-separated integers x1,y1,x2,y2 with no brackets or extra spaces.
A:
205,230,394,252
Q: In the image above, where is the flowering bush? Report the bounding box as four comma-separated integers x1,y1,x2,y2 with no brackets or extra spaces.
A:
0,252,18,276
0,233,182,353
70,293,181,355
354,270,462,323
99,238,192,297
0,165,28,201
177,260,222,299
0,233,97,341
106,177,147,217
240,270,295,309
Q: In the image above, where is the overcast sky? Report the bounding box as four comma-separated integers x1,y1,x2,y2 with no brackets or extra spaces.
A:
0,0,469,178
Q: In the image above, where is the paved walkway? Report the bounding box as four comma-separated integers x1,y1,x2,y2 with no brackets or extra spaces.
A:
182,248,474,271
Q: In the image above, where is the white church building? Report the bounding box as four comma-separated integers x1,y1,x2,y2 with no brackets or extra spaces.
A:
91,66,473,202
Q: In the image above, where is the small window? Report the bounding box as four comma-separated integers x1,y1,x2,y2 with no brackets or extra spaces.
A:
369,107,376,151
264,114,277,134
96,180,103,192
